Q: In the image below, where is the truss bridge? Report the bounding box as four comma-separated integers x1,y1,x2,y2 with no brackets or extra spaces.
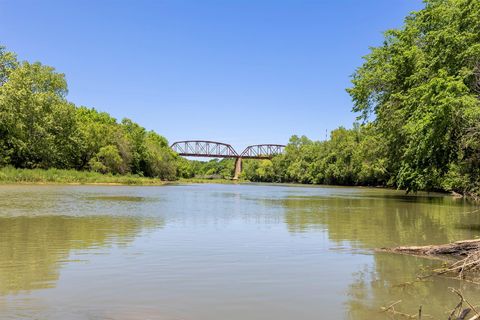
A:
170,140,286,179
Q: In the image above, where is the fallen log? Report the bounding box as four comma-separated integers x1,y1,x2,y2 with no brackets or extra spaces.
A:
380,239,480,280
379,242,480,319
380,239,480,257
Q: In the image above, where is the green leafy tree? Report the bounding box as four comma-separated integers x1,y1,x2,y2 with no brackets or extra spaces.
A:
347,0,480,193
0,46,17,86
89,145,124,174
0,44,178,180
0,61,78,168
121,118,147,174
176,157,196,178
75,107,120,168
143,132,177,180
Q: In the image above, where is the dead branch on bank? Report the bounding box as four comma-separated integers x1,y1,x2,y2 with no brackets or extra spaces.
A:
379,288,480,320
381,239,480,257
380,300,431,319
447,288,480,320
380,300,420,319
379,240,480,319
380,239,480,281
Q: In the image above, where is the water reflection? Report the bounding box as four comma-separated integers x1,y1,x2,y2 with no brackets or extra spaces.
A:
281,191,480,247
0,215,162,295
346,253,480,319
0,184,479,320
276,189,480,318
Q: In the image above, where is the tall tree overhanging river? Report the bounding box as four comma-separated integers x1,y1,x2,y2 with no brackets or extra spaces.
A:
0,183,479,319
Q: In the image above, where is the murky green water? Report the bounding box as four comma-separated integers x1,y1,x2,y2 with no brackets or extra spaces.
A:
0,184,479,319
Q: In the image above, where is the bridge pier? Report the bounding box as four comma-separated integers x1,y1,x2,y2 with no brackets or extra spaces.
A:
233,157,242,180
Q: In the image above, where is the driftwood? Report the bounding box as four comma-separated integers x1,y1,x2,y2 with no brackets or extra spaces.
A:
447,288,480,320
380,300,428,319
381,239,480,282
380,239,480,257
379,289,479,320
379,241,480,319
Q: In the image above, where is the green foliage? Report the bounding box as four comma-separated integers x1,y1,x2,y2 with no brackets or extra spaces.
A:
243,0,480,197
0,60,78,169
244,126,389,186
347,0,480,194
142,132,177,180
75,106,120,168
121,118,147,174
176,157,196,178
242,159,276,182
2,0,480,197
89,145,124,174
179,158,235,179
0,166,167,185
0,46,18,86
0,45,177,180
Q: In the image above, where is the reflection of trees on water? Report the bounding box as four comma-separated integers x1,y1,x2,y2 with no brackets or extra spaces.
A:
280,193,480,248
346,253,480,319
0,215,163,295
277,191,480,319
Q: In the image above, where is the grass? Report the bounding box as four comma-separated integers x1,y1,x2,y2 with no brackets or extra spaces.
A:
0,166,169,185
0,166,246,186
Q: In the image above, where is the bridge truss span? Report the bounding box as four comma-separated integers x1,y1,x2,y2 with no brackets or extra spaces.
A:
171,140,239,158
240,144,285,159
170,140,286,179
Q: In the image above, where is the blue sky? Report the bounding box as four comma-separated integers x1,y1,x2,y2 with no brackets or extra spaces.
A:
0,0,422,150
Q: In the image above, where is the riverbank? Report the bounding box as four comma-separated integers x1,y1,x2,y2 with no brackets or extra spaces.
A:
0,168,397,188
0,167,169,185
0,167,248,185
382,239,480,283
0,167,477,203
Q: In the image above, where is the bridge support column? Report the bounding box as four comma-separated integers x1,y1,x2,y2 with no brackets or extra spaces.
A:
233,157,242,180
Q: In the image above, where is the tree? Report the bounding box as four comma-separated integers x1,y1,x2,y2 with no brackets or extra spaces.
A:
0,61,78,168
89,145,124,174
75,107,119,168
121,118,147,174
347,0,480,193
0,46,18,166
143,131,177,180
0,46,17,86
0,44,178,180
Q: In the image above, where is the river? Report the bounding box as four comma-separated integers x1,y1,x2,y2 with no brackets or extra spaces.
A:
0,183,479,319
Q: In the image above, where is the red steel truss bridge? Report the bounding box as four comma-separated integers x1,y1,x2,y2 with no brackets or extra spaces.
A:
170,140,286,179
